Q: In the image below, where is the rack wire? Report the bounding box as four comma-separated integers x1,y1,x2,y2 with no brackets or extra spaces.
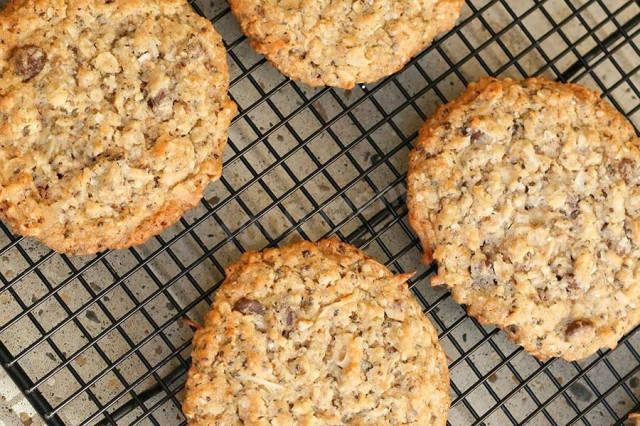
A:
0,0,639,424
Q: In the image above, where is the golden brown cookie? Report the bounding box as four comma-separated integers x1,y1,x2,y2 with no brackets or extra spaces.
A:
183,238,450,425
229,0,465,89
0,0,236,254
407,77,640,361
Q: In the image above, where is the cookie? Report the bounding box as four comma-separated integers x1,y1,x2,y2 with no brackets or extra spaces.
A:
0,0,236,254
407,77,640,361
183,238,450,425
229,0,464,89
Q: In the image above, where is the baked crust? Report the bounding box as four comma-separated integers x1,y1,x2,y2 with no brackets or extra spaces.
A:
407,77,640,361
0,0,236,254
229,0,465,89
183,238,450,425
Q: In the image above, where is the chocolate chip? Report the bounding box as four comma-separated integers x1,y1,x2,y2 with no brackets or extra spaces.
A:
511,122,524,136
13,45,47,81
147,91,173,120
280,307,297,337
462,126,486,143
617,158,635,185
302,250,311,258
232,298,264,314
148,91,166,109
470,130,485,142
565,319,594,339
285,308,296,327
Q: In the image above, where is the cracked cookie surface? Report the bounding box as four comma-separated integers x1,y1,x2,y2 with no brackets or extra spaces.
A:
408,77,640,361
183,238,450,425
0,0,236,254
229,0,464,89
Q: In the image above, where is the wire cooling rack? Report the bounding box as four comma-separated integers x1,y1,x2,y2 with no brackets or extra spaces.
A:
1,0,639,425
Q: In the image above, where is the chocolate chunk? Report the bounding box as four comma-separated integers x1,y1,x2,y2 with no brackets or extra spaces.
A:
565,319,594,339
302,250,311,258
13,45,47,81
232,297,264,314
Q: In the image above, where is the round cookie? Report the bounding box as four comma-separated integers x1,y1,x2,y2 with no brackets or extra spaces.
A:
407,76,640,361
0,0,236,254
183,238,450,425
229,0,464,89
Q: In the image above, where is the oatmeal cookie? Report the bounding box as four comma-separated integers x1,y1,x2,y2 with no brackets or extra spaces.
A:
0,0,236,254
183,238,450,425
407,77,640,361
229,0,464,89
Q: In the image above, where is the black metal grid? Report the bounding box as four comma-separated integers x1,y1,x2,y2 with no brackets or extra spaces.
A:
1,0,639,424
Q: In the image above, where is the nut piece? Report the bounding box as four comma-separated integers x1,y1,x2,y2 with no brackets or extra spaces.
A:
13,45,47,81
232,297,264,314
